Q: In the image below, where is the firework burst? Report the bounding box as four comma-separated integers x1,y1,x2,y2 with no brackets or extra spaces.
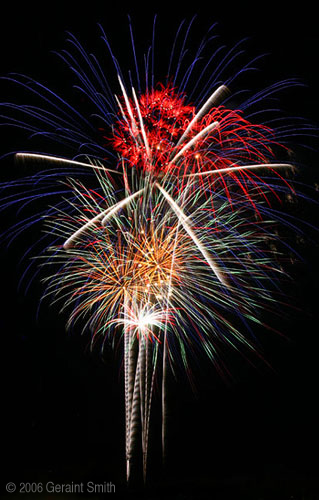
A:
0,17,314,484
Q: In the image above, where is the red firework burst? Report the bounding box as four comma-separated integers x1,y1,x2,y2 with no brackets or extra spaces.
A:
108,83,288,208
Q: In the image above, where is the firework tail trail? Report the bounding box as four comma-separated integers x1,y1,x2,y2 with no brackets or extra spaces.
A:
128,334,141,481
143,327,158,482
123,308,160,482
123,292,138,482
139,334,148,483
123,291,155,483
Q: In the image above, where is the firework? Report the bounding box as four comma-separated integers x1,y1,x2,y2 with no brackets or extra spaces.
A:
0,18,313,484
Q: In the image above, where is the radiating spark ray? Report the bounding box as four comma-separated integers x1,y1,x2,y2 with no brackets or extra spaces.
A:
132,87,152,160
155,182,228,287
15,153,122,174
175,85,229,148
185,162,294,177
117,74,138,134
101,187,145,226
63,188,145,249
170,121,219,165
115,95,131,127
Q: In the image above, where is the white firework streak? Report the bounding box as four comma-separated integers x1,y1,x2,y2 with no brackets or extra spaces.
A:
118,301,169,482
63,188,145,249
170,121,219,165
117,74,139,135
175,84,229,148
155,182,228,287
15,153,121,174
185,162,294,177
132,87,152,161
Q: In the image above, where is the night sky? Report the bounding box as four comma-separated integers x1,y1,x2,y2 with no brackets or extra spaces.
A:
1,3,319,499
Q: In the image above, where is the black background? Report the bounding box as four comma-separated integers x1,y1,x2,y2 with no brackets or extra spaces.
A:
1,2,319,499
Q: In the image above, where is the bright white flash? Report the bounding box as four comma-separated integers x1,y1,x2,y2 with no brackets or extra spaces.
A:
109,303,174,342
